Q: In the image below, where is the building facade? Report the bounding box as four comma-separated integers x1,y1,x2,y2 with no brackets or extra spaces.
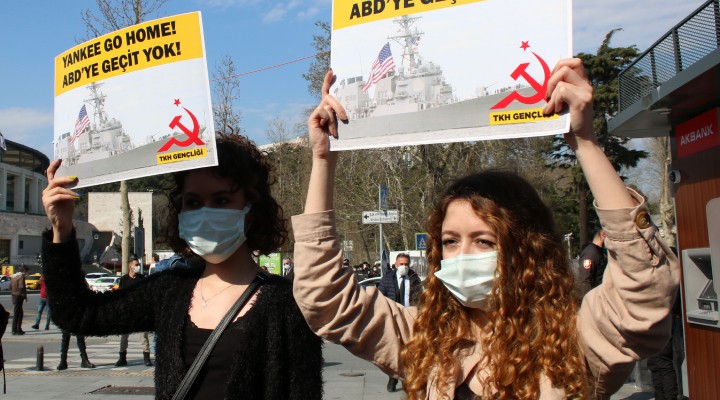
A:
0,138,95,269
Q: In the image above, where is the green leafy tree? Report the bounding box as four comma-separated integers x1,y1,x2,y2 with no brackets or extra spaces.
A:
550,29,648,246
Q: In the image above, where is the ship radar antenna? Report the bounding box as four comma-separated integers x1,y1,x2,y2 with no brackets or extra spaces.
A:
387,14,423,74
84,82,109,126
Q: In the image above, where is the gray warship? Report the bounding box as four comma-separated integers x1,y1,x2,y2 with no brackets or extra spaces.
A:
55,82,134,166
334,14,458,120
54,82,212,188
331,14,565,150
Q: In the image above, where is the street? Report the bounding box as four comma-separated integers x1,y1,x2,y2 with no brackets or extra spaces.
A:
1,294,651,399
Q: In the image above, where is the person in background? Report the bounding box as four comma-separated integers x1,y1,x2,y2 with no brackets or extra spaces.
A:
31,275,51,330
9,265,29,335
292,62,679,398
648,246,685,400
42,133,323,399
282,258,294,282
576,227,607,298
57,331,95,370
647,291,682,400
150,253,188,355
0,302,9,392
114,255,152,367
378,253,422,392
153,253,188,274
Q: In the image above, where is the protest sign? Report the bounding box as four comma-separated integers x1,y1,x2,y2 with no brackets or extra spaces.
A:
330,0,572,150
53,12,216,187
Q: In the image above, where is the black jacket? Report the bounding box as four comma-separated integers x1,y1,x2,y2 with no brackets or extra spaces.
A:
378,269,422,306
577,242,607,298
42,230,323,399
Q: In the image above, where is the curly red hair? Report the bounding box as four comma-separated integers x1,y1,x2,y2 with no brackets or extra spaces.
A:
401,170,589,399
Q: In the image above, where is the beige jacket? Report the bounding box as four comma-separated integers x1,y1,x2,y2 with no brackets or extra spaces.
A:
292,191,679,399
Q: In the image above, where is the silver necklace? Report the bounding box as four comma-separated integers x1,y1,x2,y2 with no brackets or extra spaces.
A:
200,277,235,308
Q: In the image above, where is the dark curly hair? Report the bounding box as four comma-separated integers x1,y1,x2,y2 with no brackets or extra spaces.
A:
163,133,288,257
401,170,589,399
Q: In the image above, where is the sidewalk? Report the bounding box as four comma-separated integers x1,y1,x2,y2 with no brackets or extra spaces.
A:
3,331,654,399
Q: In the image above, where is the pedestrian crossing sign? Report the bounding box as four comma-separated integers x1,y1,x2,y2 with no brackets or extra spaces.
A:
415,233,428,251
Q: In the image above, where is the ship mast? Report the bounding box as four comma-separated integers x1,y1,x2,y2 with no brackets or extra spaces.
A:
387,15,423,74
84,82,109,127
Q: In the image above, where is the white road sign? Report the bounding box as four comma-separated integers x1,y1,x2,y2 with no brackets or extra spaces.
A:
362,210,399,224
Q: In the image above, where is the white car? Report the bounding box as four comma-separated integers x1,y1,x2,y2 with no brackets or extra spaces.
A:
0,276,11,291
358,276,381,288
85,272,111,286
90,276,120,292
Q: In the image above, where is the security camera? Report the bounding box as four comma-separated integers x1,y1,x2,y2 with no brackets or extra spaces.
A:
669,170,681,184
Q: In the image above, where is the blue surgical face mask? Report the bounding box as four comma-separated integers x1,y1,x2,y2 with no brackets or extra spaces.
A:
178,205,251,264
434,252,498,310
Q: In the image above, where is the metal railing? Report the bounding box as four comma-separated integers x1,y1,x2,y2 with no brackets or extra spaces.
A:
618,0,720,112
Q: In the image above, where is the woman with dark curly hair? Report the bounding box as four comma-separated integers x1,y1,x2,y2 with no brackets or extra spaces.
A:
292,60,679,399
41,134,323,399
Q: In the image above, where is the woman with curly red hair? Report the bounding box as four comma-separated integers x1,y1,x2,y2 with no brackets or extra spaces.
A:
293,59,679,399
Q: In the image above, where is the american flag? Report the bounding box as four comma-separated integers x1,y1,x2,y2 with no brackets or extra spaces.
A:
362,43,395,92
70,105,90,144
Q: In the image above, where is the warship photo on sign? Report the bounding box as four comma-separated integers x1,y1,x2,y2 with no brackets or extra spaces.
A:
329,0,572,150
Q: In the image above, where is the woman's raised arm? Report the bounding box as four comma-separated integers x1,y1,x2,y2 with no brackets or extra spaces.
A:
304,69,347,214
42,159,80,243
544,58,634,209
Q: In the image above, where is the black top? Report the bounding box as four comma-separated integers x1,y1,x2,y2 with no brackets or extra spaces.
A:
42,229,323,400
184,316,247,400
119,273,145,290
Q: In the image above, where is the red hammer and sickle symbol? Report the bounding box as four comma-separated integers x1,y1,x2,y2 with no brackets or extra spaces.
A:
490,52,551,110
157,107,205,152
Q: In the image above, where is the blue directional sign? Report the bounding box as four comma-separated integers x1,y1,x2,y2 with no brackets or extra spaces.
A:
415,232,428,251
379,184,388,210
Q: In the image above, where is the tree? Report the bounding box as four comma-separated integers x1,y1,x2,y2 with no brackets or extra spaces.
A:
644,137,676,246
212,55,244,134
550,29,648,246
302,21,331,100
81,0,169,39
81,0,169,274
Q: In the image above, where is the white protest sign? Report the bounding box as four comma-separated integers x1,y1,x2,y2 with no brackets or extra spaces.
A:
53,12,217,188
330,0,572,150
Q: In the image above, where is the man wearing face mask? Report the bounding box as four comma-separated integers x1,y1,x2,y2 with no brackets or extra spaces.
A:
377,253,422,392
282,258,294,282
114,255,153,367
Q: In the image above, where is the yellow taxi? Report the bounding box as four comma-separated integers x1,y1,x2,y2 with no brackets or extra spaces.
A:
25,273,42,290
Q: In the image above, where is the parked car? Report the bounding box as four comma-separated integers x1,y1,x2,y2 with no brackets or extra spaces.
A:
0,276,11,290
85,272,111,286
90,276,120,292
358,276,381,288
25,273,42,290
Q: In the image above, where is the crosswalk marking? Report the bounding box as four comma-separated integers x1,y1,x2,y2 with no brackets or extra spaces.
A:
4,340,155,372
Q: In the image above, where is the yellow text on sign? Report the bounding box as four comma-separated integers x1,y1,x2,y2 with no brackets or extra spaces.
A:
333,0,486,30
157,147,207,164
55,12,204,96
489,108,559,126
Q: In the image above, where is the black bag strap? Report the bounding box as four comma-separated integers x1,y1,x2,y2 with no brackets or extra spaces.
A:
172,271,269,400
